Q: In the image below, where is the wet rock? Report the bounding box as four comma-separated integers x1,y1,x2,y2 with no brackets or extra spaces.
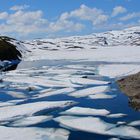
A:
26,86,37,92
117,72,140,111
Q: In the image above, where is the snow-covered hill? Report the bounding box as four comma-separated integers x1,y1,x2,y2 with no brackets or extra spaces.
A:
23,26,140,52
1,26,140,70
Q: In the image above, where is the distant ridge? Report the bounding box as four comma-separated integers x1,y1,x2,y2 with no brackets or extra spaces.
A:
23,26,140,52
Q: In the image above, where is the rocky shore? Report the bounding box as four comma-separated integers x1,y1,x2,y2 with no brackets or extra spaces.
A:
117,72,140,111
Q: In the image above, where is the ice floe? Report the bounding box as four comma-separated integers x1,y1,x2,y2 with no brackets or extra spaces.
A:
61,106,110,116
33,87,75,99
128,120,140,126
0,126,69,140
69,77,109,85
89,93,116,99
11,115,52,127
54,116,140,139
99,64,140,78
70,85,109,98
0,101,75,122
108,138,120,140
3,91,27,99
107,113,127,118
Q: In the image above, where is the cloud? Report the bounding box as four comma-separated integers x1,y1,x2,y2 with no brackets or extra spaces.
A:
120,12,140,21
49,19,84,33
0,10,49,36
7,10,44,25
0,4,139,39
1,4,108,38
0,12,8,20
65,4,109,25
47,4,108,33
112,6,127,17
10,5,29,11
0,5,85,38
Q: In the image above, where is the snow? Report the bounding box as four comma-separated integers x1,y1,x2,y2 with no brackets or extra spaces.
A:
21,42,140,80
4,91,27,98
69,77,109,85
107,113,127,118
24,46,140,63
89,93,116,99
1,26,140,140
0,101,75,122
128,120,140,126
108,138,120,140
99,64,140,78
33,87,75,99
9,39,28,58
11,116,52,127
55,116,140,139
54,116,114,134
61,107,110,116
70,85,110,98
0,126,69,140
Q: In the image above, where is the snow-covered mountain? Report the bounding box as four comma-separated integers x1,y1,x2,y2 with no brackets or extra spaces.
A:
23,26,140,51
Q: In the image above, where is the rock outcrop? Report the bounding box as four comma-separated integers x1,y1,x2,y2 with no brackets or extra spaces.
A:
117,72,140,111
0,36,22,71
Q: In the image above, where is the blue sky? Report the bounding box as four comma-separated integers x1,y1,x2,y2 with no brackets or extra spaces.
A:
0,0,140,39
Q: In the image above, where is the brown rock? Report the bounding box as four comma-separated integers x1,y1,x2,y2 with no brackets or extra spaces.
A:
117,72,140,111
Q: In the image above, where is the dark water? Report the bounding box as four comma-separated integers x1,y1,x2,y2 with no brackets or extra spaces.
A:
1,59,140,140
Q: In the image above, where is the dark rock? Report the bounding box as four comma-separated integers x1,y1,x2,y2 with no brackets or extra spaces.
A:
117,72,140,111
0,36,22,71
82,76,88,78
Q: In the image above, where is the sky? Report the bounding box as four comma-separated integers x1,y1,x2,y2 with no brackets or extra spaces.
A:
0,0,140,39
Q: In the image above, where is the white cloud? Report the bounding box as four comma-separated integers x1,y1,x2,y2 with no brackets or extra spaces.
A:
120,12,140,21
48,19,84,33
10,5,29,11
112,6,127,17
0,12,8,20
0,6,84,38
0,10,49,36
68,4,109,25
48,11,84,33
7,10,44,25
0,4,139,39
47,4,108,33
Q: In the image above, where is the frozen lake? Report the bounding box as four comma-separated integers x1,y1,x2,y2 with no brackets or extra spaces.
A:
0,58,140,140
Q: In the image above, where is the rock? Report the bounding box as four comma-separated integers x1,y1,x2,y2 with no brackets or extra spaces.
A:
117,72,140,111
26,86,37,92
0,36,22,71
